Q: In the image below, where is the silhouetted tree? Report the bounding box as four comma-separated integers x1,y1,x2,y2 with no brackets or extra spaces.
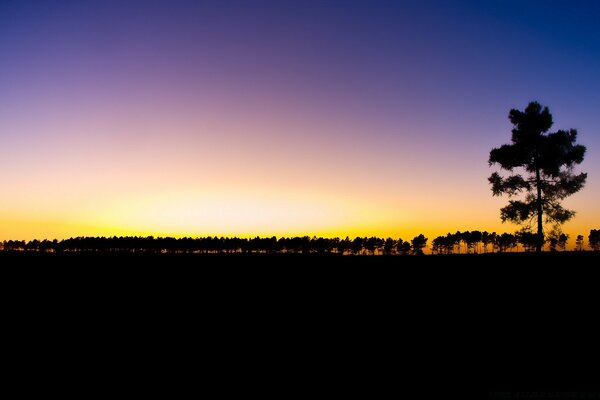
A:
497,233,516,253
461,231,482,254
351,237,364,255
547,233,559,252
337,236,351,255
460,231,471,253
470,230,482,253
489,101,587,253
557,233,568,251
431,237,442,254
432,232,460,254
512,232,521,251
383,238,396,255
411,234,428,255
396,239,411,255
589,230,600,251
25,239,40,251
2,240,26,251
516,230,538,252
575,235,584,251
481,231,491,253
547,229,569,252
372,237,384,255
363,237,379,255
453,231,463,254
489,232,499,253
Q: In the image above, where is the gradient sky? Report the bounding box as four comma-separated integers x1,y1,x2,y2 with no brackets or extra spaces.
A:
1,0,599,243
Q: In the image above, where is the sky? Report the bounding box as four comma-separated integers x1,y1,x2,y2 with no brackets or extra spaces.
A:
0,0,599,244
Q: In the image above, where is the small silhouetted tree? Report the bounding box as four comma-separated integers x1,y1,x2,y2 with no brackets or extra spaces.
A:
589,230,600,251
489,232,499,253
481,231,491,253
497,233,516,252
547,234,559,252
351,237,364,255
489,102,587,253
557,233,568,251
546,229,567,252
517,230,538,252
411,234,428,255
383,238,396,255
575,235,584,251
396,239,411,255
431,237,442,254
337,236,351,255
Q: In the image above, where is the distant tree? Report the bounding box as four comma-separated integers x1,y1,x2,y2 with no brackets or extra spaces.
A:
430,232,460,254
460,231,470,253
481,231,491,253
547,234,559,252
312,237,328,254
39,239,53,252
383,238,396,255
546,228,569,252
363,237,375,255
454,231,463,254
431,237,442,254
327,238,337,253
558,233,568,251
364,237,383,255
515,230,537,252
497,233,516,252
374,237,385,254
435,232,459,254
489,101,587,253
470,230,482,253
411,234,428,255
25,239,40,252
351,237,364,255
575,235,585,251
449,232,461,254
489,232,499,253
396,239,411,255
589,230,600,251
461,231,482,254
337,236,351,255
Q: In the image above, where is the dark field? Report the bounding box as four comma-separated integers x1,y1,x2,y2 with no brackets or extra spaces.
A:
3,251,599,300
3,249,599,265
4,251,598,393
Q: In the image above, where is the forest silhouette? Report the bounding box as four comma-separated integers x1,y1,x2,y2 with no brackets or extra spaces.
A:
1,229,599,254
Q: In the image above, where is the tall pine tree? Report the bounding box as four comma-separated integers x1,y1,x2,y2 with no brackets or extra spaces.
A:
489,102,587,253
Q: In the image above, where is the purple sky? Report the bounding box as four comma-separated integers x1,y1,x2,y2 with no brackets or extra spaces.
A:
0,0,598,241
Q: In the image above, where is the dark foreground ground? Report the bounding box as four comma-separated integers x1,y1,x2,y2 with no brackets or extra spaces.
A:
3,251,599,395
2,250,599,293
2,248,599,266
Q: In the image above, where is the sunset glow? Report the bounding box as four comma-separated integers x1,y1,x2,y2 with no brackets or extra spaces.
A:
1,1,599,245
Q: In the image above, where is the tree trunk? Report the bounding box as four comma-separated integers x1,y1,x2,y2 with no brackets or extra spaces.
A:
535,165,543,253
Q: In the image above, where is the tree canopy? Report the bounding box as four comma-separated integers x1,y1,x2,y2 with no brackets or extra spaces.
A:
488,101,587,252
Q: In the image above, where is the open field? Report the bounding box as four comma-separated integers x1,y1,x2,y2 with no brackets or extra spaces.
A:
3,251,599,297
2,249,599,265
3,251,598,392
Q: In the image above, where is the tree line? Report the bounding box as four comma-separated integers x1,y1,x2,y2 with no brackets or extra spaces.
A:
0,235,425,255
431,230,598,254
1,230,598,254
